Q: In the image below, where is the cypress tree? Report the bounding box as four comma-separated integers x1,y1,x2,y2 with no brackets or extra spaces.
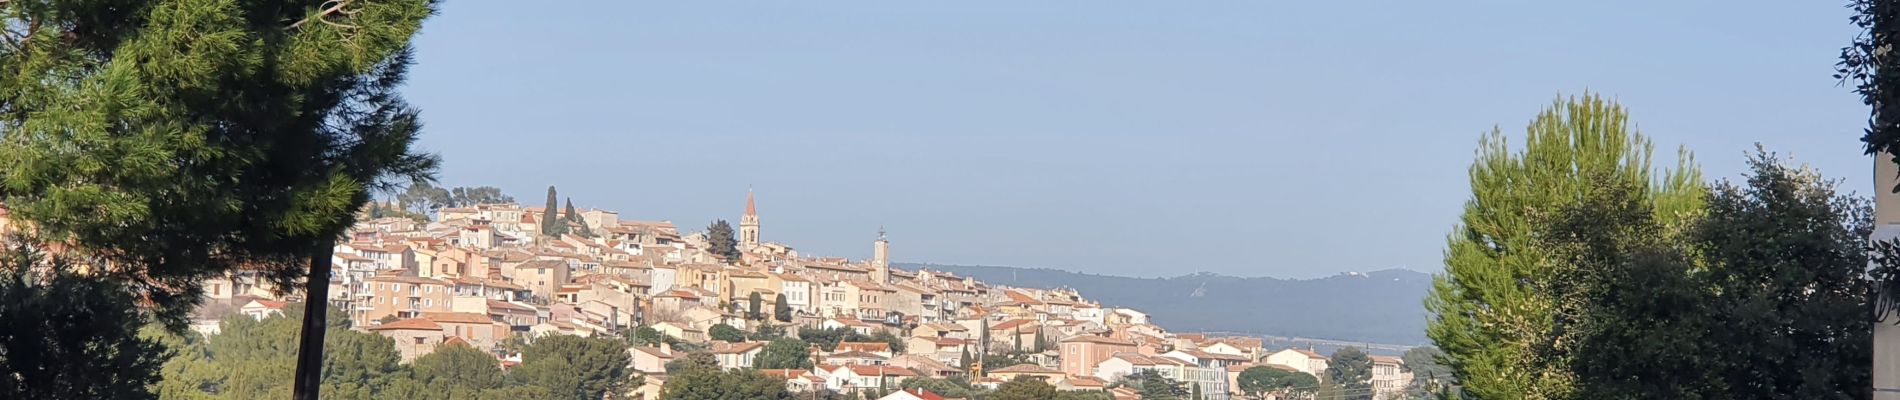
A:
542,186,562,237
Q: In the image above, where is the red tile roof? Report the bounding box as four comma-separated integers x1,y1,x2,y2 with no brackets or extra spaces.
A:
368,318,442,331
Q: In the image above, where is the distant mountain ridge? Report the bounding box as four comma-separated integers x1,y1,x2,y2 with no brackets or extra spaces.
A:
900,263,1433,345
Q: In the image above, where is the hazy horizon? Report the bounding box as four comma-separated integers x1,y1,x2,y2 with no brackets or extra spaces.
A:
404,1,1869,279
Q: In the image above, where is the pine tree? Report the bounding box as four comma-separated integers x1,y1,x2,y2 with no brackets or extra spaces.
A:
706,220,740,261
0,2,437,398
1426,94,1704,399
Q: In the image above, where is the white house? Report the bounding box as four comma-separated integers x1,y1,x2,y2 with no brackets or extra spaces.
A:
1265,348,1331,377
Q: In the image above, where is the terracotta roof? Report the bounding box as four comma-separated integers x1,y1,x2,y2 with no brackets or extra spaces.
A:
442,336,470,347
1370,355,1404,365
366,275,450,286
631,346,677,359
369,318,442,331
712,341,764,354
1061,376,1109,388
892,389,949,400
842,365,915,377
248,300,289,309
1060,335,1136,346
835,342,892,353
826,350,888,360
990,319,1035,332
989,364,1061,374
421,312,499,324
487,300,535,312
1287,349,1327,359
745,189,757,216
760,369,808,379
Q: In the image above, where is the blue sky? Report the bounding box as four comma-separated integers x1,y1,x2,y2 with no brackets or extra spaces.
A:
404,1,1868,278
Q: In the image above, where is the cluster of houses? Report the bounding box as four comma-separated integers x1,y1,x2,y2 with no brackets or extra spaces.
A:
177,192,1414,400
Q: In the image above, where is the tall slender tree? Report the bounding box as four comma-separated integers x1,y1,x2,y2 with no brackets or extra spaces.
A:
542,186,564,237
774,293,793,322
1426,94,1703,400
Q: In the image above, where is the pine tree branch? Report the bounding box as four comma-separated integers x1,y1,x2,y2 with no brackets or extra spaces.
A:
290,0,355,30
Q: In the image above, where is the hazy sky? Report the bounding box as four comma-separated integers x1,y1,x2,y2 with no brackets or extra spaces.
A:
404,1,1868,279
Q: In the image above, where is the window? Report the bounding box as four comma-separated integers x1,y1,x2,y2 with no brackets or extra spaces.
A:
414,337,425,345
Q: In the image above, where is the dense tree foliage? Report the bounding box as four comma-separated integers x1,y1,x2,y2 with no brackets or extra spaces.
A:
991,376,1058,400
1433,94,1889,399
709,323,746,343
664,351,719,375
707,220,740,261
899,376,981,399
0,243,167,399
1842,0,1900,188
797,327,870,352
1427,94,1703,400
509,334,631,400
661,368,794,400
449,186,514,207
1327,347,1373,400
755,338,813,369
155,304,402,399
1236,366,1319,399
0,0,440,323
1116,370,1187,400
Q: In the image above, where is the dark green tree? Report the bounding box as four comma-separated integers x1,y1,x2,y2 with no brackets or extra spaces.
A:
403,343,506,399
448,186,513,207
510,334,631,400
1537,175,1718,399
978,319,990,357
1426,94,1703,400
709,324,746,343
661,369,793,400
748,292,765,321
1327,347,1373,400
871,330,908,353
664,351,720,375
774,293,793,322
400,182,453,215
706,220,740,261
155,303,403,399
991,376,1057,400
0,1,439,396
1236,366,1319,399
629,325,666,347
542,186,564,237
752,323,787,341
564,198,593,237
899,376,978,399
755,338,813,369
1688,150,1876,398
1012,328,1022,351
0,243,167,399
959,346,973,370
1842,0,1900,189
1033,329,1047,352
1119,370,1187,400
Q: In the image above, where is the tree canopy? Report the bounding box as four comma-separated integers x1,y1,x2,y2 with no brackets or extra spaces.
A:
1427,94,1703,400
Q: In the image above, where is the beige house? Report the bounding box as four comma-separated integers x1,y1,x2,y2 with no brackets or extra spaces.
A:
1060,334,1138,378
420,312,509,353
369,318,446,362
1370,355,1411,400
360,275,454,328
652,321,705,343
512,259,570,301
629,344,679,374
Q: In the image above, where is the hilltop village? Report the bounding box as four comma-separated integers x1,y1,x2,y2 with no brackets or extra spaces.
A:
182,190,1414,399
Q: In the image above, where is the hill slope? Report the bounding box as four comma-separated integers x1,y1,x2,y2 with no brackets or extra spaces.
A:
903,263,1433,345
